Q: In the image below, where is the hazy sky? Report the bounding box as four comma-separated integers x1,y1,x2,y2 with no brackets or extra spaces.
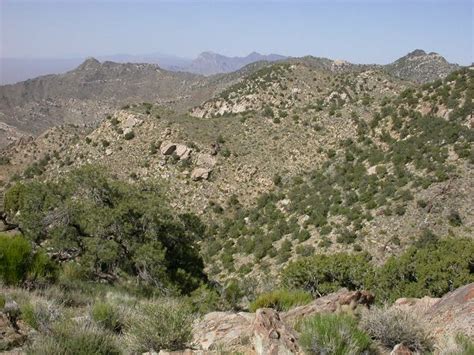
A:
1,0,473,64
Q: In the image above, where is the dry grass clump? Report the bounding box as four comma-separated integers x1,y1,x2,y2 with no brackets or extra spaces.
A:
124,298,195,353
360,306,433,352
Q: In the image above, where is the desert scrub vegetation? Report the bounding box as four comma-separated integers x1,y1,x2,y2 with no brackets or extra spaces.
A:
20,299,63,333
281,253,372,297
91,301,125,333
0,234,58,286
298,313,373,355
249,289,312,312
3,165,207,294
204,68,473,275
28,319,121,355
124,298,194,352
360,306,433,352
281,237,474,303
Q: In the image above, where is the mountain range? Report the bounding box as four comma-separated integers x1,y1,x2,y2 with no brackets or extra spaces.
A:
0,47,472,353
0,51,286,85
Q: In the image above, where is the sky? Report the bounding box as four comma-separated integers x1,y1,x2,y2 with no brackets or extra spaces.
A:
1,0,473,65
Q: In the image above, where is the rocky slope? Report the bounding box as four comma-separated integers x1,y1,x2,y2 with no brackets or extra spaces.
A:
385,49,460,84
0,50,460,149
0,58,238,149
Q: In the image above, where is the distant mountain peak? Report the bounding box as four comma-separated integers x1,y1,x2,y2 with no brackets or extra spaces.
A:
186,51,287,75
407,49,427,57
385,49,459,83
77,57,101,70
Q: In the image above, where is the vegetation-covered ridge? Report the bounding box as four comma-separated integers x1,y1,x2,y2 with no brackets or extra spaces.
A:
203,68,473,282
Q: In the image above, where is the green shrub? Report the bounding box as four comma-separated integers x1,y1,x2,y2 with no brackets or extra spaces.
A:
188,284,220,314
91,301,124,333
28,320,121,355
124,131,135,140
124,298,194,352
281,253,373,296
4,166,206,294
367,238,474,302
250,289,312,312
299,313,373,355
360,306,433,352
443,334,474,355
0,234,32,285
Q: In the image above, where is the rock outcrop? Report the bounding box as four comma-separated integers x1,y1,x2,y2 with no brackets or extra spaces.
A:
191,168,211,181
392,283,474,349
282,289,375,326
252,308,300,355
192,312,254,352
192,289,375,354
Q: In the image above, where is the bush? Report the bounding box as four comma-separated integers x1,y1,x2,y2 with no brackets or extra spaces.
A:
360,306,433,352
21,299,63,333
441,334,474,355
367,237,474,302
28,320,121,355
188,284,220,314
124,131,135,140
0,234,56,286
299,313,373,354
0,234,32,285
124,298,194,352
91,301,124,333
281,253,373,296
250,289,312,312
4,166,206,294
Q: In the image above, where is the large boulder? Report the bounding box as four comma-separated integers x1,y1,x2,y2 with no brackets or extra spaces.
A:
196,154,216,169
175,144,192,160
191,289,375,354
252,308,300,355
192,312,254,352
422,283,473,341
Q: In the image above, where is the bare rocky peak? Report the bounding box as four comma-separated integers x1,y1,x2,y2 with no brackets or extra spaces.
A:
384,49,459,83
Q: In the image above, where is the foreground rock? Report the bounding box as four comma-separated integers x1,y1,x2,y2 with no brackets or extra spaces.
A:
394,283,474,347
192,288,374,354
282,288,375,325
0,312,30,351
253,308,300,355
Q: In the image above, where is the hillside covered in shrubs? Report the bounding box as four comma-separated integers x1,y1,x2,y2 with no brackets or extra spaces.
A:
0,62,473,353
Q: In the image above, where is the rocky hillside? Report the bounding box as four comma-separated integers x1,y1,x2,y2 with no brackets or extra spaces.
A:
0,58,237,149
0,50,460,150
1,62,471,287
201,67,473,284
385,49,460,83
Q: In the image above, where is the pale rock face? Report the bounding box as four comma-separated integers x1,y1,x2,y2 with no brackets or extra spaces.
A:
196,153,217,169
175,144,192,160
121,115,142,130
392,283,474,347
192,312,254,351
252,308,300,355
390,343,413,355
367,165,377,175
191,167,211,181
160,141,177,155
